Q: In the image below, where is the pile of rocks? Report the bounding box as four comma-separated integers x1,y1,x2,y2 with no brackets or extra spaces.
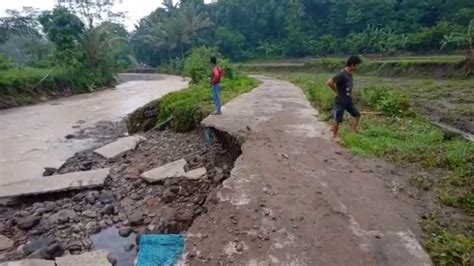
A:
0,129,239,263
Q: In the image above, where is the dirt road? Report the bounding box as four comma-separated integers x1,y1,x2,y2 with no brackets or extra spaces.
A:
0,74,187,185
182,76,432,265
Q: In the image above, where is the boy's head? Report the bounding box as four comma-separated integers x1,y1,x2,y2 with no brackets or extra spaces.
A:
210,56,217,66
346,55,362,72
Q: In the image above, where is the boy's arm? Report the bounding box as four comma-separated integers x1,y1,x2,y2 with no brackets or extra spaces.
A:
326,78,339,97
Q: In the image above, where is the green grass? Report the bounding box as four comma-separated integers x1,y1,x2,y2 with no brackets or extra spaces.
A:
0,67,99,108
422,213,474,266
0,68,56,95
158,74,259,132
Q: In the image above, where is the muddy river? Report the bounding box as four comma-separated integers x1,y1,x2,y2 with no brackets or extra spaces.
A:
0,74,188,185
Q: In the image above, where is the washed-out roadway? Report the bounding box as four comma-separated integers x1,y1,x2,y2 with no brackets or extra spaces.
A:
182,76,432,265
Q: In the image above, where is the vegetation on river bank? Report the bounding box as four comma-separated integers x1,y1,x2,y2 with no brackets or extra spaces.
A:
282,72,474,265
158,47,258,132
127,47,258,133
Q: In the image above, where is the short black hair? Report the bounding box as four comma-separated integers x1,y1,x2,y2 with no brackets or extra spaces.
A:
210,56,217,64
346,55,362,67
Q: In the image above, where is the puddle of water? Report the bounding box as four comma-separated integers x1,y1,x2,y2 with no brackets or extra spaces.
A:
91,227,137,266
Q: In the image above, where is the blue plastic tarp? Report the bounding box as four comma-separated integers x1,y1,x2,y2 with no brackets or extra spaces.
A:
137,234,185,266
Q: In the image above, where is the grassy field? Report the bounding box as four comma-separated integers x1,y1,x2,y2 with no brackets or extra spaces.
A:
239,55,469,79
241,55,466,66
272,71,473,265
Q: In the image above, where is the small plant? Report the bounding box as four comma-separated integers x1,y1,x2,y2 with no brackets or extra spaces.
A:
360,87,411,116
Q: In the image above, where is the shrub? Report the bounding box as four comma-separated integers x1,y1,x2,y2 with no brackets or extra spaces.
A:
360,87,411,116
184,46,234,83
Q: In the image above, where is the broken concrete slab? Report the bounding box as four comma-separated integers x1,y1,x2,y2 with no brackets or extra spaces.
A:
141,159,187,183
0,235,13,251
183,168,207,180
0,259,55,266
94,135,145,159
55,250,110,266
0,168,110,198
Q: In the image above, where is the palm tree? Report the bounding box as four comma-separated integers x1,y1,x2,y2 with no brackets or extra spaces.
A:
141,4,212,59
160,16,190,59
162,0,178,14
180,5,212,41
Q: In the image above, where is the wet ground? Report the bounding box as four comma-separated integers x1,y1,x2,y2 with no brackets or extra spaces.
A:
356,76,474,138
0,74,188,185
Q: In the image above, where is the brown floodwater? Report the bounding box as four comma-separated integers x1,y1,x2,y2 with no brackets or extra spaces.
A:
0,74,188,185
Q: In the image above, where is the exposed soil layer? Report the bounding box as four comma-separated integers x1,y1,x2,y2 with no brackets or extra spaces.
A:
0,88,78,110
0,127,241,263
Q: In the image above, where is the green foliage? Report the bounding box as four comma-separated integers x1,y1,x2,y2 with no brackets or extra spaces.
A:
39,7,85,53
132,3,211,65
286,74,334,119
422,213,474,266
407,21,467,52
158,75,258,132
0,67,100,108
0,67,92,95
183,46,234,83
359,87,411,116
215,26,246,59
0,7,41,44
0,54,11,70
129,0,473,62
184,46,217,83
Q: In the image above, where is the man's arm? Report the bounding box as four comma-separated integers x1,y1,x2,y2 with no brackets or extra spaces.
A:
326,78,339,97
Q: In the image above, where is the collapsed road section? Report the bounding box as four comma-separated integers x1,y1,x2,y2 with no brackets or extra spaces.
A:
181,76,432,265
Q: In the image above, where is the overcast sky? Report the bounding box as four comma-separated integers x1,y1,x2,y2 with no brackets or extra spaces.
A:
0,0,211,31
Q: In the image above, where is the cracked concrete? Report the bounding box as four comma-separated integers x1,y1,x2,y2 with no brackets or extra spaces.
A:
181,76,432,265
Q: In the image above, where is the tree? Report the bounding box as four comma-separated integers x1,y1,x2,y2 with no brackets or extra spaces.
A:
0,35,52,66
0,8,40,44
39,7,85,64
58,0,125,29
215,26,245,59
139,3,212,60
129,0,474,62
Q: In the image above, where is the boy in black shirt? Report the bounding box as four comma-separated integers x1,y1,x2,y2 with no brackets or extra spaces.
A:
326,56,362,143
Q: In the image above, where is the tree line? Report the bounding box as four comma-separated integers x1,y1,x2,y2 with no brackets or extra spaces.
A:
0,0,130,88
1,0,473,72
131,0,474,66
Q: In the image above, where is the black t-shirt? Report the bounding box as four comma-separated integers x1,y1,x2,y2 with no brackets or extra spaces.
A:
332,70,353,103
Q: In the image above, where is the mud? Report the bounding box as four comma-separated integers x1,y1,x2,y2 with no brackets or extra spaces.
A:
356,76,474,137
